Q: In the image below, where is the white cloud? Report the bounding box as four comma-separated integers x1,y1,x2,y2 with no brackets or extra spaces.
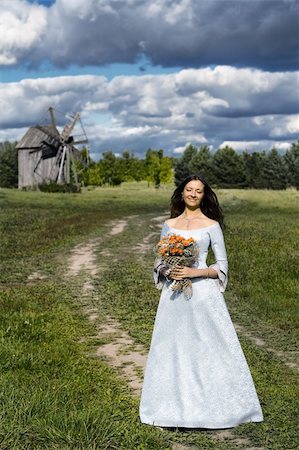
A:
219,141,291,152
0,74,107,127
0,0,47,65
0,66,298,157
269,115,299,137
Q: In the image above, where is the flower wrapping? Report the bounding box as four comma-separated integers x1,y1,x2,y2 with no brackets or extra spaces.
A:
155,233,199,300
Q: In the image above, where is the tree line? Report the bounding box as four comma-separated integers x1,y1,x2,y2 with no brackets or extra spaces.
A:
77,149,173,187
174,143,299,189
0,140,298,190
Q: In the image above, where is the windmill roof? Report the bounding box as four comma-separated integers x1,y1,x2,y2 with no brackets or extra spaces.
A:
16,125,60,150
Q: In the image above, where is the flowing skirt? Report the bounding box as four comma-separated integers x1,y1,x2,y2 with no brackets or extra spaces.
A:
139,278,263,428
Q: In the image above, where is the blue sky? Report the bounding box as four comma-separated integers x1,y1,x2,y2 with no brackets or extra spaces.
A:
0,0,298,159
1,57,181,83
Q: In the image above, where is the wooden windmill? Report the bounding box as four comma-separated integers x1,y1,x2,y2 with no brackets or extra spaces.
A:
17,107,89,189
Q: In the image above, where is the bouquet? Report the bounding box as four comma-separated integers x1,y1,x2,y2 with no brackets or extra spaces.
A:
155,233,199,300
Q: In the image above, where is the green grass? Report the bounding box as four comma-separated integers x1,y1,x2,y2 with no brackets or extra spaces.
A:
0,283,176,450
221,189,299,353
0,186,170,284
0,186,298,449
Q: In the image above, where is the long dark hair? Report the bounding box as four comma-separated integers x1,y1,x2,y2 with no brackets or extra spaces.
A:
170,175,224,229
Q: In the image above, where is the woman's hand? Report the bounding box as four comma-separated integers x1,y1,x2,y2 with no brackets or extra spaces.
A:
170,266,197,280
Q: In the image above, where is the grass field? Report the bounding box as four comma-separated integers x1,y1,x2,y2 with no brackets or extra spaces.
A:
0,185,298,449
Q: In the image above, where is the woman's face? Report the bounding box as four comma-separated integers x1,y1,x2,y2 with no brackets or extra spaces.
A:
182,180,205,208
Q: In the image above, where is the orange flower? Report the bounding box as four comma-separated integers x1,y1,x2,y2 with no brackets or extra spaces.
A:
156,233,197,260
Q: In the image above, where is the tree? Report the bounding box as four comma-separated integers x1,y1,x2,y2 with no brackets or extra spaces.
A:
118,150,147,182
213,146,246,188
145,149,173,187
189,145,216,185
131,158,147,181
98,151,122,186
262,148,287,189
243,151,267,188
159,156,173,184
0,141,18,188
284,141,299,189
174,144,198,186
87,163,103,186
145,149,160,187
118,150,135,181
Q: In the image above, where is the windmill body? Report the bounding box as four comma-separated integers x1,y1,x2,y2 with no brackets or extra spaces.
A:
17,108,88,189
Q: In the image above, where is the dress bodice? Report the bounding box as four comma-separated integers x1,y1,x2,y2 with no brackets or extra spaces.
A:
156,221,228,292
165,223,219,268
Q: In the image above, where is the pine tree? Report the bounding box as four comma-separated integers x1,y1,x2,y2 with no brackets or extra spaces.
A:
174,144,198,186
213,146,246,188
262,148,287,189
189,145,216,185
284,141,299,188
243,151,267,188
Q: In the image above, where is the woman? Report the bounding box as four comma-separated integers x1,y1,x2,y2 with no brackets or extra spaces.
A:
139,175,263,429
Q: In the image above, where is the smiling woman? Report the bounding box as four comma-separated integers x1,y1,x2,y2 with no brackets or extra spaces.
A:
139,175,264,429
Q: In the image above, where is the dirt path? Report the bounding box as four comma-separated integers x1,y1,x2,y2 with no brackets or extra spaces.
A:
90,312,147,395
65,219,149,396
66,239,101,277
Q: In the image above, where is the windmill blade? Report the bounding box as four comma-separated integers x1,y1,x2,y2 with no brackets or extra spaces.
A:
48,146,64,181
61,113,80,141
57,145,68,183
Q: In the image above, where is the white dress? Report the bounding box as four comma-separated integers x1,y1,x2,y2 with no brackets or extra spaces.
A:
139,222,263,429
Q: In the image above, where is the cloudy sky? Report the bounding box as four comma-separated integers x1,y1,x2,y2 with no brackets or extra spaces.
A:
0,0,298,159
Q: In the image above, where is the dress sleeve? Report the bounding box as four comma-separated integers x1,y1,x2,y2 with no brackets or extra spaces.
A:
153,222,170,290
208,223,228,292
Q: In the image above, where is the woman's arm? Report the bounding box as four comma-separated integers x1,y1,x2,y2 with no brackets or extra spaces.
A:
170,266,218,280
208,223,228,291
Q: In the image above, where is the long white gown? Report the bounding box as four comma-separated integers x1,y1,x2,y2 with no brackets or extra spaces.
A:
139,222,263,429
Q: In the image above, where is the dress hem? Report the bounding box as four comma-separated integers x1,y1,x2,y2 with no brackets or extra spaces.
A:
140,417,264,429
